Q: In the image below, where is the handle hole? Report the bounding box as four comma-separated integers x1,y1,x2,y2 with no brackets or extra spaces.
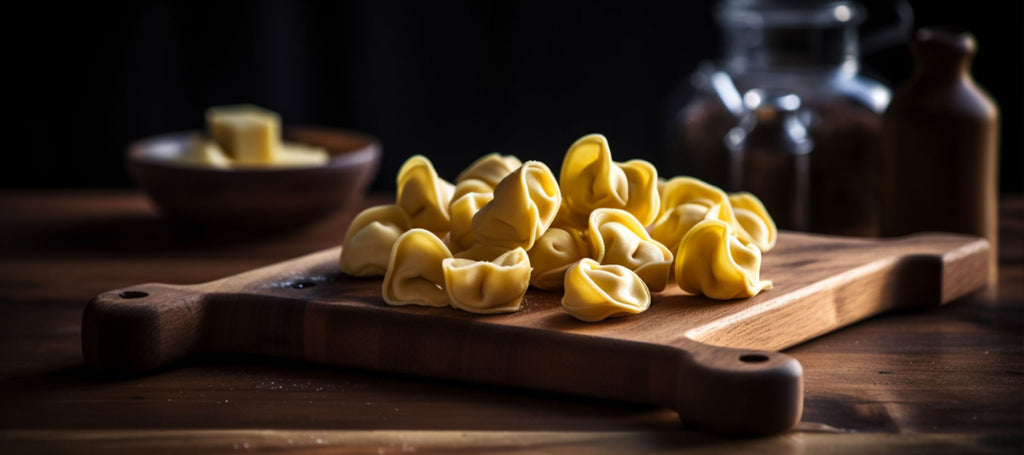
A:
118,290,149,299
739,353,770,363
289,281,317,289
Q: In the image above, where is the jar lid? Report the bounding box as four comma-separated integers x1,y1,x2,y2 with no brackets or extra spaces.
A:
715,0,865,28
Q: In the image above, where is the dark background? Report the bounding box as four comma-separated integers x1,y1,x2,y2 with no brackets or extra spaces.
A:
6,0,1021,193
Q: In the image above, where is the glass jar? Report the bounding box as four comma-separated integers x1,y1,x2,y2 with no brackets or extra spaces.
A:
667,0,912,236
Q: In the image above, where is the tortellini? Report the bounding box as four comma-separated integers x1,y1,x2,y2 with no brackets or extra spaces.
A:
561,258,651,322
674,219,773,300
729,192,777,252
527,227,590,291
658,176,737,229
451,153,522,203
382,228,453,307
451,178,494,206
559,134,660,226
456,153,523,188
448,192,494,253
587,208,673,292
443,247,531,314
648,202,725,254
654,176,777,254
340,133,779,320
396,155,455,235
472,161,560,251
339,204,411,277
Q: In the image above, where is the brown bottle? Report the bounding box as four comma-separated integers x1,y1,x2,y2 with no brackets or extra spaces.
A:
880,27,1000,292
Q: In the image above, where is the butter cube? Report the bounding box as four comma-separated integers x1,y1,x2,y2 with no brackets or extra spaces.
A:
205,104,280,164
275,142,330,168
178,134,232,169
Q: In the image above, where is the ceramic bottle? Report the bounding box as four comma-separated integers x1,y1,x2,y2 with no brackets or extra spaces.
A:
880,27,1000,291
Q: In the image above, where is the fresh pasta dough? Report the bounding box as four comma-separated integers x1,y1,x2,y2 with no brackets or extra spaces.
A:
616,159,661,226
382,228,453,307
472,161,560,251
657,176,779,255
448,192,494,253
559,133,660,226
649,203,724,254
456,153,523,188
674,219,772,300
396,155,455,235
659,176,737,226
562,258,651,322
527,227,591,291
587,208,673,292
729,192,777,252
451,178,494,205
340,133,779,321
339,204,411,276
443,247,531,314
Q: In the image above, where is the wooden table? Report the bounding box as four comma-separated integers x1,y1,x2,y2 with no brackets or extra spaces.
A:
1,189,1021,454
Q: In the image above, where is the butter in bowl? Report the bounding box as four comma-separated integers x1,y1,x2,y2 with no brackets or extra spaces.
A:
128,104,381,232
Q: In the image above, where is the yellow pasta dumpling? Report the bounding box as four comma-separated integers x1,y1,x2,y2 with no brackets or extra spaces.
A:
559,133,660,225
473,161,561,251
527,227,590,291
657,176,738,242
443,247,531,314
660,176,736,222
396,155,455,235
587,208,673,292
729,192,777,252
448,192,494,253
648,203,724,254
617,159,661,226
382,228,453,307
451,178,495,206
560,134,628,215
456,153,523,188
674,219,772,300
562,258,651,322
339,204,411,277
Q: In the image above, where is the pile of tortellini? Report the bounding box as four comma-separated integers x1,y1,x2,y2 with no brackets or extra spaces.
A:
339,133,776,322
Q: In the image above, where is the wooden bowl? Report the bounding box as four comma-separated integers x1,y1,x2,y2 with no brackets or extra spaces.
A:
127,126,381,232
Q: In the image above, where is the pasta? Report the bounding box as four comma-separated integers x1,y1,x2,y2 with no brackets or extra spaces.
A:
562,258,651,322
616,159,661,226
587,208,673,292
456,153,523,188
339,204,411,277
674,219,773,300
527,227,591,291
648,202,725,254
396,155,455,235
729,192,778,252
382,228,453,307
452,153,522,203
559,133,660,226
448,192,494,253
472,161,560,251
443,247,531,314
340,132,779,321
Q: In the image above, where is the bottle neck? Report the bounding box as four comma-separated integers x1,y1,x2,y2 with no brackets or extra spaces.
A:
910,27,976,80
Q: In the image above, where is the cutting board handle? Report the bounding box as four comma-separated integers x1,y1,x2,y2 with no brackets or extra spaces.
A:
82,283,207,374
673,344,803,435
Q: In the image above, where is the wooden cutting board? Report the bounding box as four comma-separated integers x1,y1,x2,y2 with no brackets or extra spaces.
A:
81,231,989,435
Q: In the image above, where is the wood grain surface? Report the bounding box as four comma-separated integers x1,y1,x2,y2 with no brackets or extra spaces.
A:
80,228,987,435
1,190,1021,453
